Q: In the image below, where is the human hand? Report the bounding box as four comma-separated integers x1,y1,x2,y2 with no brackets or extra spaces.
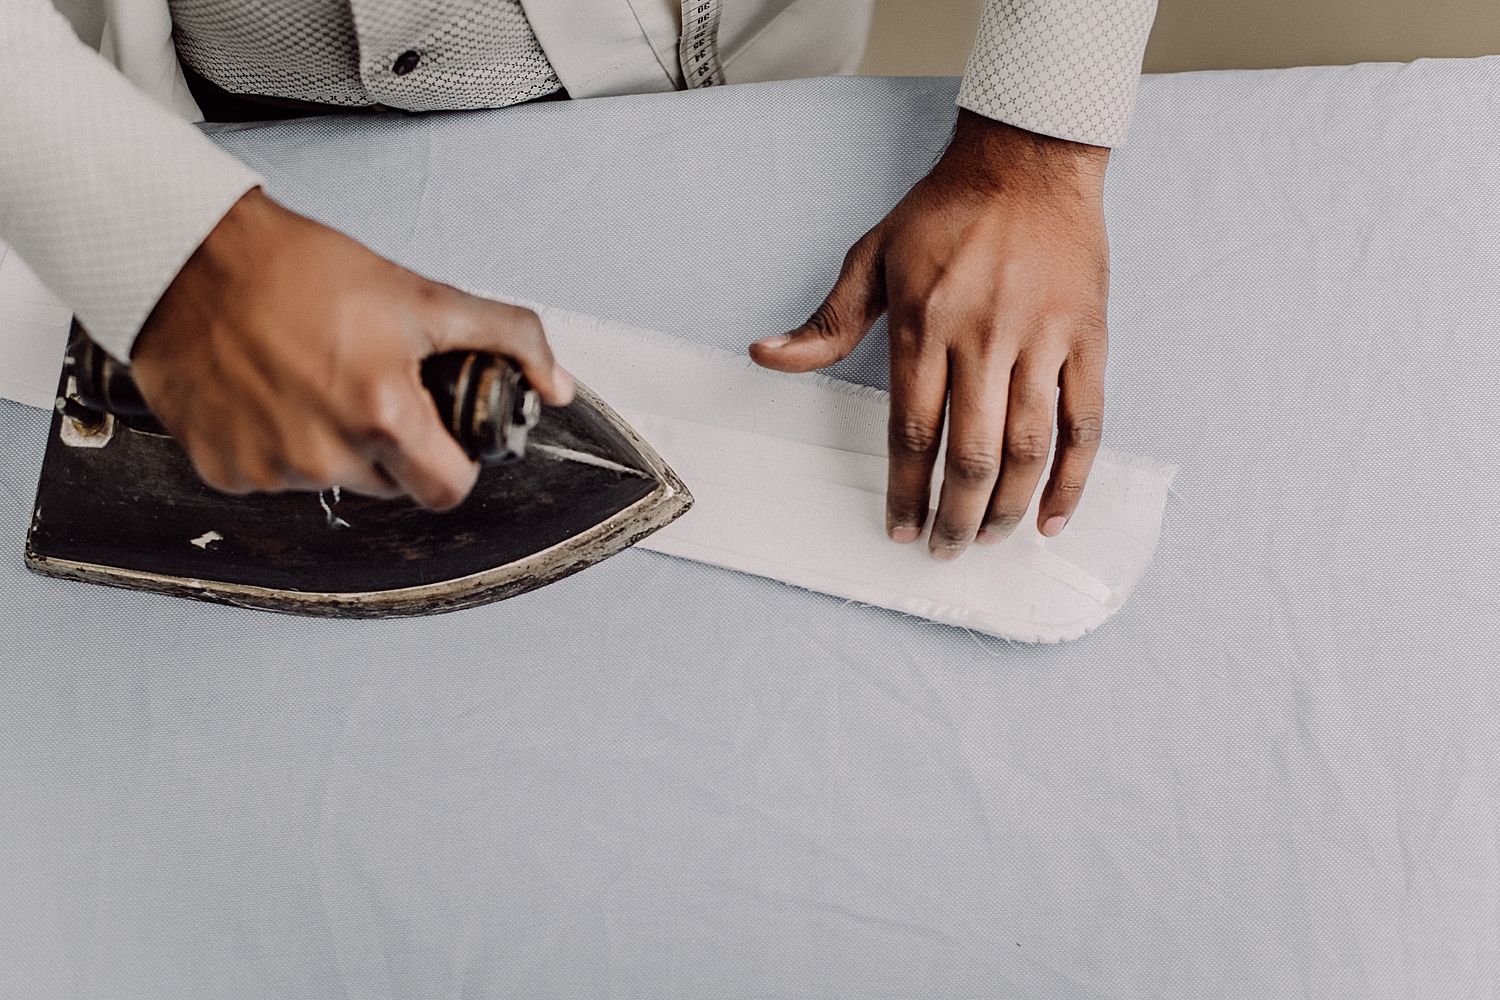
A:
751,110,1109,559
131,188,573,510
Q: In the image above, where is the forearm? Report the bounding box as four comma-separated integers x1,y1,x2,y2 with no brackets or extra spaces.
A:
0,0,261,359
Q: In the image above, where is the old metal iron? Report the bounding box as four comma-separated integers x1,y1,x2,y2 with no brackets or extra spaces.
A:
25,323,691,617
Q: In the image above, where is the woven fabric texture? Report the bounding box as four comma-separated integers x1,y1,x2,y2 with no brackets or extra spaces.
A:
169,0,561,109
960,0,1158,146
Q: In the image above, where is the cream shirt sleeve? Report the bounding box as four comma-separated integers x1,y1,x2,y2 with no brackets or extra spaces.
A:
958,0,1159,148
0,0,261,360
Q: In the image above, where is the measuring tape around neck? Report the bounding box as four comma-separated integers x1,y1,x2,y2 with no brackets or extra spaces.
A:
679,0,726,88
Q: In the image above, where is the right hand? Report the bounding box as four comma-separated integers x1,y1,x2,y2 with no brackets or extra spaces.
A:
131,187,573,510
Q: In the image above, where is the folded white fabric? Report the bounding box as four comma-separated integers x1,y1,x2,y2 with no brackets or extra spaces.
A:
533,300,1179,644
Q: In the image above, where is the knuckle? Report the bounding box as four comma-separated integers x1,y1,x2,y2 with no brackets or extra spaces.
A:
197,464,247,496
242,463,285,493
930,521,973,547
1072,309,1109,340
886,494,928,525
1067,332,1109,372
186,444,249,496
985,507,1024,531
509,307,546,351
1032,306,1091,345
1058,317,1108,364
413,278,450,310
321,287,363,333
804,301,844,339
1060,412,1104,448
974,321,1007,355
1004,428,1053,464
916,283,958,332
849,227,882,260
839,241,868,276
1051,477,1087,501
888,317,925,350
356,378,413,442
889,417,941,458
946,448,999,486
286,452,337,486
492,319,550,370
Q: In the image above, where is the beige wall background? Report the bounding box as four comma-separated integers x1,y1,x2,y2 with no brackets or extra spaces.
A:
861,0,1500,76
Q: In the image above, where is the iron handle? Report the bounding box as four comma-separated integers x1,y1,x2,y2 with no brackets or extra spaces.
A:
64,322,540,465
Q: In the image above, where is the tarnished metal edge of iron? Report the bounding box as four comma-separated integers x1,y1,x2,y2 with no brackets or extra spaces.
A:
23,379,693,619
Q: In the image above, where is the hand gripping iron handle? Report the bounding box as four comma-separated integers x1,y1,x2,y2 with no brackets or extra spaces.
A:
63,323,542,465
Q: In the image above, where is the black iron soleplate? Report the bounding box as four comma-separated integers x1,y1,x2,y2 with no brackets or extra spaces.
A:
25,383,690,617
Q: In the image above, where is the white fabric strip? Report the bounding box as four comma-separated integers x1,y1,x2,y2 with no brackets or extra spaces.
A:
530,301,1179,644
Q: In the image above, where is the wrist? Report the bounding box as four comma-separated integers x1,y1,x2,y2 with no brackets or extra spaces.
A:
134,187,274,361
941,109,1109,199
196,186,279,276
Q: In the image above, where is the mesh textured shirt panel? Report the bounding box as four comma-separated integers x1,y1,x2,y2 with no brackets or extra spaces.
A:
959,0,1159,147
168,0,563,110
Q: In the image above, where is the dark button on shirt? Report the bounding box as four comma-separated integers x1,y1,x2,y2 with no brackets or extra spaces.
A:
166,0,563,112
392,50,421,76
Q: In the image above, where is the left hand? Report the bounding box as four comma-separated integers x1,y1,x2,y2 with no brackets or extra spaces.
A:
751,110,1110,560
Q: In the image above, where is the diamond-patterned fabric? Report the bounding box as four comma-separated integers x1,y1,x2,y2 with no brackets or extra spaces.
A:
960,0,1159,147
169,0,562,110
1,2,263,361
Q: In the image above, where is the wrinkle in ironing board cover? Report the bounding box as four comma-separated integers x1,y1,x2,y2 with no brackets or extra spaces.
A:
517,298,1178,643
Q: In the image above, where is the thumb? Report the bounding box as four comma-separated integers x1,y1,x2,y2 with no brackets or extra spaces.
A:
751,233,886,373
423,284,574,405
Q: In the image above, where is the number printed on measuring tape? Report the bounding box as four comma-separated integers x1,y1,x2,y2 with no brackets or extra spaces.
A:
679,0,726,88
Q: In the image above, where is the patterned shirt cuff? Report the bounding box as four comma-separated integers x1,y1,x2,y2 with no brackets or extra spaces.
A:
957,0,1158,148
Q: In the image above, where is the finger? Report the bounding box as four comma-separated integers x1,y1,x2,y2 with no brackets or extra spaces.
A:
1037,345,1105,537
279,428,405,499
928,342,1011,560
751,232,886,373
980,354,1062,544
358,377,480,511
336,465,403,501
424,286,574,406
186,449,254,497
884,310,949,544
179,419,288,497
280,464,400,499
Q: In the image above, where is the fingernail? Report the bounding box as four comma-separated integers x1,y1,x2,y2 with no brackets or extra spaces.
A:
553,365,574,397
975,528,1003,545
930,545,963,562
1042,515,1068,537
889,525,920,544
755,335,791,350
